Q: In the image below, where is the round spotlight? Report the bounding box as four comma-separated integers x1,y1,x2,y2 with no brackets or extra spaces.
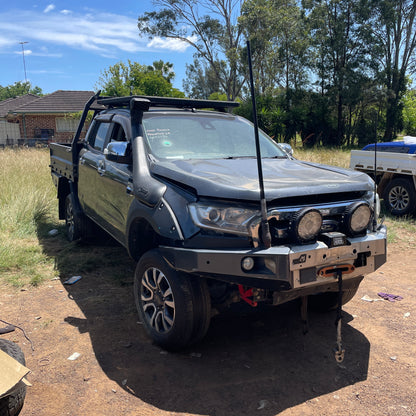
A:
241,257,255,271
345,202,372,235
291,208,323,243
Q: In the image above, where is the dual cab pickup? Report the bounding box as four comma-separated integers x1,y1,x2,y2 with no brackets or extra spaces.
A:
50,94,387,350
350,137,416,215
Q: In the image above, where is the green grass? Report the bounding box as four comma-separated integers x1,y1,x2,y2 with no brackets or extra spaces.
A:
294,147,351,168
0,148,59,286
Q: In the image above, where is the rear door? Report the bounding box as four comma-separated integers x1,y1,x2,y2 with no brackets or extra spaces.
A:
78,117,112,222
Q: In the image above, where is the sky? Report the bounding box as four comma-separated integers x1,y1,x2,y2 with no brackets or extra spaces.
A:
0,1,196,94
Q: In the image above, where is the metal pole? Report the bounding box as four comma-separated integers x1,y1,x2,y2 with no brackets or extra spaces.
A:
19,42,28,83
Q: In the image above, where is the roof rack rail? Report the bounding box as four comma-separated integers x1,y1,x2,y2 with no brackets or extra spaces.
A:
96,95,239,111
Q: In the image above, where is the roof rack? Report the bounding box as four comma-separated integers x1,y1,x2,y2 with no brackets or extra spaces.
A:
96,95,239,111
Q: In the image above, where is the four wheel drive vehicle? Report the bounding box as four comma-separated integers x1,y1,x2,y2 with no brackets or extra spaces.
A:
50,94,387,350
350,136,416,216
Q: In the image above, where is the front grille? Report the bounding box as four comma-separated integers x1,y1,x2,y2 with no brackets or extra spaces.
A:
269,191,367,207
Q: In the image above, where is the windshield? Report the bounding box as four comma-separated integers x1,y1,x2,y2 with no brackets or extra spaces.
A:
142,113,287,160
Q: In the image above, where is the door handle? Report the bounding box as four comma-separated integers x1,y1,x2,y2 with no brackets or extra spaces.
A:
97,161,105,175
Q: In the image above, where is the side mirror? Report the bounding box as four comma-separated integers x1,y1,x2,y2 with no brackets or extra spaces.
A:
278,143,294,156
104,141,131,163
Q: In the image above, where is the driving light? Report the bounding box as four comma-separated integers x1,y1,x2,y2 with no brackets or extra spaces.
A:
241,257,255,271
344,202,372,235
291,208,323,243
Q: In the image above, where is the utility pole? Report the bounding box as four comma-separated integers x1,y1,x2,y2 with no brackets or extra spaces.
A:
19,41,29,83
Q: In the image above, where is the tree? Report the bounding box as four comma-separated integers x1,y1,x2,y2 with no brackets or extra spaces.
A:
303,0,375,146
239,0,310,96
0,81,42,101
138,0,245,100
96,60,184,97
403,89,416,135
183,58,221,98
369,0,416,140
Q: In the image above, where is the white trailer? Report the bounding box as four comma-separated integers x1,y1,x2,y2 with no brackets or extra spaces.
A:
350,147,416,215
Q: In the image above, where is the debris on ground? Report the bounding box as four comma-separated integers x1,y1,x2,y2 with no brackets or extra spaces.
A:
257,400,269,410
361,295,382,302
377,293,403,302
63,276,82,285
67,352,81,361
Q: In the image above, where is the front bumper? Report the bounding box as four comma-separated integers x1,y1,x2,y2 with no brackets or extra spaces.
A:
159,226,387,291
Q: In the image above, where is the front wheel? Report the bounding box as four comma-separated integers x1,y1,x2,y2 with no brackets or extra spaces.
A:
383,177,416,216
134,249,211,350
308,280,361,312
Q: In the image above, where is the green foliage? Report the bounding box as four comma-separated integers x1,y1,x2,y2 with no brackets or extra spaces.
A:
96,60,184,97
184,59,221,99
403,89,416,136
138,0,244,100
0,81,43,101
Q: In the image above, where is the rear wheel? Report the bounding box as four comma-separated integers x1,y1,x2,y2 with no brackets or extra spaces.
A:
383,177,416,216
65,194,91,241
0,339,27,416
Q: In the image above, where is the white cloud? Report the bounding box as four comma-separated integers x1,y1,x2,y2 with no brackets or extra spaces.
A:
43,4,55,13
0,8,197,61
14,49,33,55
148,36,196,52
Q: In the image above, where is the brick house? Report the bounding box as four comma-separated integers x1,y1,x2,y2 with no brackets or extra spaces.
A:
0,94,39,145
3,90,95,145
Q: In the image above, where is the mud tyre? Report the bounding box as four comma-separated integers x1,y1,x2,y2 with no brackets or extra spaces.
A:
309,283,360,312
0,339,27,416
189,277,211,345
134,249,197,350
64,194,91,242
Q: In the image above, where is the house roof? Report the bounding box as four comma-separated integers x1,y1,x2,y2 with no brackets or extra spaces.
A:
0,94,39,117
11,90,95,114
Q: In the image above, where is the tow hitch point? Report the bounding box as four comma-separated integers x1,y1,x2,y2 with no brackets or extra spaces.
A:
318,264,355,278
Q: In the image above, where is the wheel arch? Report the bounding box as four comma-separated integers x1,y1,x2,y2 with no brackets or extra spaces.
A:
127,217,161,261
378,172,415,196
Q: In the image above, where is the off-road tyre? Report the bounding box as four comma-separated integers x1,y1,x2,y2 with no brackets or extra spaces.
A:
64,193,92,242
189,277,211,345
0,339,27,416
308,282,361,312
383,177,416,216
134,249,195,350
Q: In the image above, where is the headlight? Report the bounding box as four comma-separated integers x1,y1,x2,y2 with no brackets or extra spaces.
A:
189,203,259,235
344,202,372,235
290,208,323,243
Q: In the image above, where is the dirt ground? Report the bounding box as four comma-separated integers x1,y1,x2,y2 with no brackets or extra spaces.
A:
1,231,415,416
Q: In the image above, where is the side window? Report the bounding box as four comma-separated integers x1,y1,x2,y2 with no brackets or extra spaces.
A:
87,121,111,152
109,123,127,142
